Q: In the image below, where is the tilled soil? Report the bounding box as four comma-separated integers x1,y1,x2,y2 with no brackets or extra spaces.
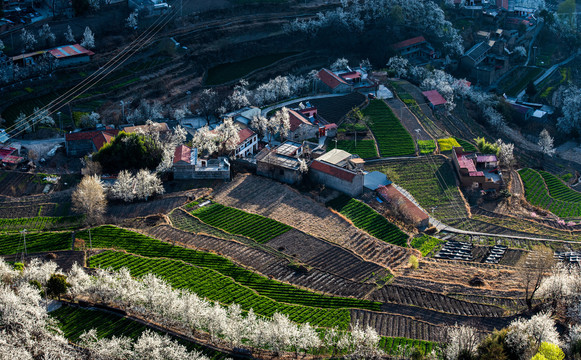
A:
212,174,412,270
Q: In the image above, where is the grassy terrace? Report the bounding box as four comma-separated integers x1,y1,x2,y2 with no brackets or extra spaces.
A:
368,156,467,221
334,139,378,159
327,195,408,247
205,52,298,85
455,137,478,152
0,216,81,233
0,232,71,255
190,203,291,243
52,305,230,359
411,234,445,257
418,140,436,154
437,138,461,152
363,100,415,157
519,168,581,219
89,251,358,329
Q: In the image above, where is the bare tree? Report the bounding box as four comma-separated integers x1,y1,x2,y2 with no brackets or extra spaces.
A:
72,175,107,248
81,158,102,176
79,111,100,128
197,89,219,126
519,245,555,311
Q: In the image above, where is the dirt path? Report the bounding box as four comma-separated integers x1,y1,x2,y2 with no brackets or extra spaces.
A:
384,97,432,142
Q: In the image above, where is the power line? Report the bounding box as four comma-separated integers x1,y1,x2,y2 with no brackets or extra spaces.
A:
6,2,181,138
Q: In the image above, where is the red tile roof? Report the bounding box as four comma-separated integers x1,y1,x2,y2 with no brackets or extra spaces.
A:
0,147,16,159
341,71,361,80
324,123,338,130
2,155,23,164
376,184,429,222
48,44,94,59
310,160,356,182
173,145,191,164
457,153,477,172
391,36,426,50
422,90,447,106
237,128,256,145
477,155,497,163
65,129,119,142
317,68,348,89
469,171,485,177
92,132,115,151
288,109,312,132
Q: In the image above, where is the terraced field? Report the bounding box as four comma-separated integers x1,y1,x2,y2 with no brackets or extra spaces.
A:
418,140,436,154
0,231,71,255
213,174,412,269
51,305,230,359
519,168,581,218
350,310,443,341
0,216,81,232
455,138,477,152
368,156,467,221
334,139,378,159
326,195,408,247
410,235,444,257
363,100,415,157
88,251,357,329
146,224,378,297
190,203,291,243
79,226,379,307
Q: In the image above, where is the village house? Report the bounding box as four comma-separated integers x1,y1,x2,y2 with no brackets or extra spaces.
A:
451,147,503,191
224,106,261,129
461,41,509,86
309,149,364,197
316,67,377,94
233,128,258,158
422,90,447,111
256,141,305,185
376,184,430,229
287,108,320,142
173,145,230,180
64,127,119,157
12,44,94,68
391,36,438,64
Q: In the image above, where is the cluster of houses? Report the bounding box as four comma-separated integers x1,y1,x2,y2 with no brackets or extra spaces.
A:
11,44,95,68
451,146,503,191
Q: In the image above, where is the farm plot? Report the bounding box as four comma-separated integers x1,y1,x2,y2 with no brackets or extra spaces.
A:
519,168,581,218
78,226,381,312
437,138,461,152
0,216,81,233
190,203,291,243
350,309,443,341
326,195,408,247
369,285,505,318
368,157,467,221
212,174,413,269
334,139,378,159
0,232,71,255
0,171,49,197
410,235,444,257
455,138,477,152
146,225,378,297
418,140,436,154
363,100,415,157
89,251,357,329
284,92,367,125
51,305,230,359
169,208,250,243
205,52,298,85
266,229,387,283
379,337,437,357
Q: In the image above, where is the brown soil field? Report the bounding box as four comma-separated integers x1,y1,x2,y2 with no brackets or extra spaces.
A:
3,251,84,272
143,224,377,298
212,174,412,269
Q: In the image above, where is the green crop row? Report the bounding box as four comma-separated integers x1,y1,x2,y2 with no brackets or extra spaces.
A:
418,140,436,155
0,216,81,233
379,336,436,356
51,305,230,359
410,235,444,257
538,170,581,203
454,138,477,152
77,226,381,312
519,168,581,218
89,251,353,329
327,195,408,247
190,203,291,243
0,231,71,255
364,100,415,157
335,139,378,159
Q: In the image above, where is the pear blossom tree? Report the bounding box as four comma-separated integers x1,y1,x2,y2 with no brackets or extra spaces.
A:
386,56,409,78
538,129,555,157
557,85,581,134
64,25,75,43
80,26,95,49
80,111,101,128
20,28,37,52
134,169,164,201
110,170,136,202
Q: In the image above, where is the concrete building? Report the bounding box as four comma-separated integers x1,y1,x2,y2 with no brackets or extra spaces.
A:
234,128,258,158
287,109,319,142
256,141,304,185
461,42,509,86
48,44,95,67
451,147,503,191
173,145,230,180
309,149,364,197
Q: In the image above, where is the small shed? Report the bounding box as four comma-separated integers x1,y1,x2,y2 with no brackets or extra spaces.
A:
364,171,392,191
422,90,447,111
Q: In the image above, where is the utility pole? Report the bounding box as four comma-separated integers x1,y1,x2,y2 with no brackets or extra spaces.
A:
20,229,27,263
57,111,62,132
120,101,125,123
